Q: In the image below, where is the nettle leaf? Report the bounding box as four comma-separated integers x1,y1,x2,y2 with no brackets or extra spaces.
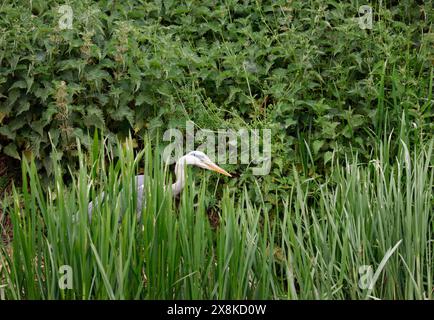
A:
0,125,15,140
6,88,20,108
128,66,142,92
284,118,297,128
9,80,27,90
85,68,112,85
156,82,173,97
29,134,42,158
312,140,324,155
58,59,87,75
84,105,105,129
25,76,34,93
324,151,333,166
41,104,58,126
108,86,123,107
72,128,91,148
16,100,30,116
34,83,52,102
48,128,60,147
97,94,110,106
7,117,26,131
135,92,147,106
4,143,20,160
30,120,45,136
8,55,19,72
148,117,163,131
321,121,340,139
350,114,365,128
109,105,134,126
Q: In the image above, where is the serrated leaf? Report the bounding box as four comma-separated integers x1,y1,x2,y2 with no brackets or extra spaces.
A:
324,151,333,166
30,120,45,136
312,140,324,155
25,76,34,93
84,105,105,129
41,104,58,126
85,68,112,82
109,105,134,125
135,93,147,106
0,125,15,140
16,101,30,116
9,80,27,90
58,59,86,74
6,89,20,108
4,143,20,160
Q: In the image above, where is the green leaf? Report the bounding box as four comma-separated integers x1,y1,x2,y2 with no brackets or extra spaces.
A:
4,143,20,160
30,120,45,136
109,105,134,126
9,80,27,90
85,68,112,82
312,140,324,155
0,125,16,140
25,76,34,93
6,89,20,109
84,105,106,129
16,101,30,116
324,151,333,166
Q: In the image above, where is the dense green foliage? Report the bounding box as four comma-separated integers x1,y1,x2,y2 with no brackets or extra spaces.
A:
1,138,432,299
1,1,432,183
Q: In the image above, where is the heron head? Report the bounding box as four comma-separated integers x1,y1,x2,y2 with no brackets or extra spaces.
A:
185,151,232,177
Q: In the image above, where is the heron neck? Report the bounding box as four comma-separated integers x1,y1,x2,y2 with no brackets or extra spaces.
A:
171,160,186,196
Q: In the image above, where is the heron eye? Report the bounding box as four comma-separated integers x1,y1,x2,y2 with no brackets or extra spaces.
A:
192,152,202,159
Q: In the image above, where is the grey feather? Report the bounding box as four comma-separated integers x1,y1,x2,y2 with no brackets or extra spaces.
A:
87,175,146,220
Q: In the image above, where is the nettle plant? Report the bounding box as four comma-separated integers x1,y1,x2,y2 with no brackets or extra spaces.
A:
0,0,180,177
0,0,432,193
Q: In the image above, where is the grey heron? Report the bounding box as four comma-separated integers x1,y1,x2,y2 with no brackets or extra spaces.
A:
86,151,231,218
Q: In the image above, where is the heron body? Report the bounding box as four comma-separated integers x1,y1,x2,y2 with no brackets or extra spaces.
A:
87,151,231,218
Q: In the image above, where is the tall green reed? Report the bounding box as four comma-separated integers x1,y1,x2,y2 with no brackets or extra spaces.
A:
0,135,278,299
0,134,432,299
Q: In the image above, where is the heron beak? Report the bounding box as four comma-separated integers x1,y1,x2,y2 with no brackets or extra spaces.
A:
204,161,232,177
